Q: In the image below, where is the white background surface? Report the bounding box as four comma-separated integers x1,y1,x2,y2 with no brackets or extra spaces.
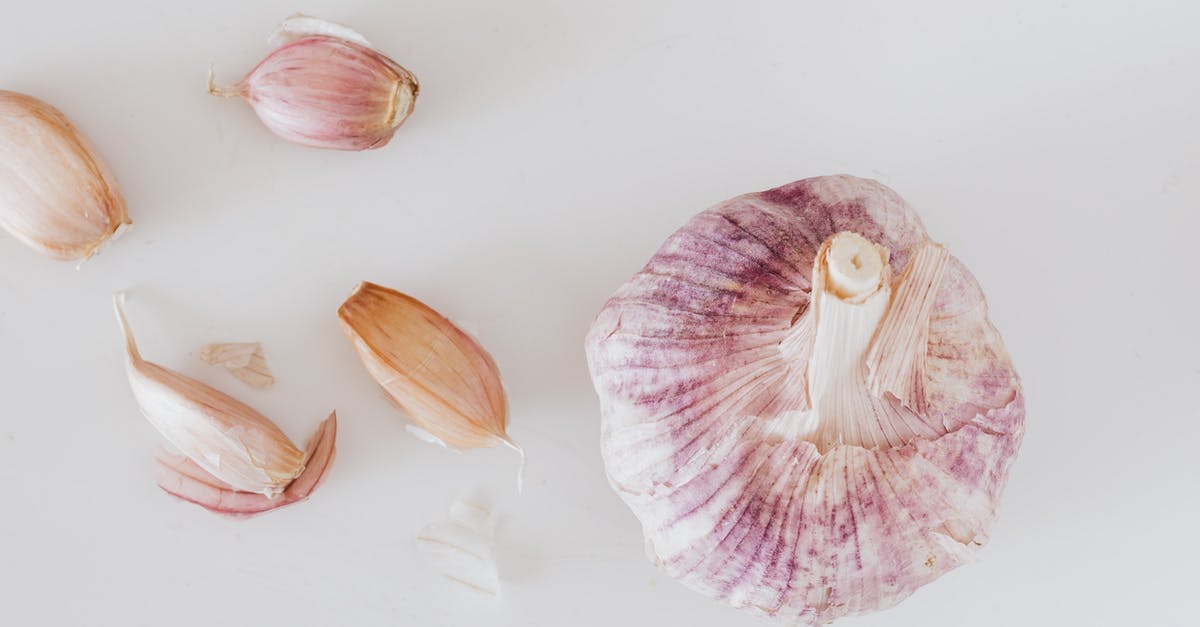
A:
1,1,1196,625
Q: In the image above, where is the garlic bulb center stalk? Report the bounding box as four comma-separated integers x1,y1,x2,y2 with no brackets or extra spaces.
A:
802,231,892,450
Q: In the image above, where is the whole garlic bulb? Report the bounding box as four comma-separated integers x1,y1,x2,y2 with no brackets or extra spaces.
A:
585,175,1024,624
0,91,130,261
210,14,418,151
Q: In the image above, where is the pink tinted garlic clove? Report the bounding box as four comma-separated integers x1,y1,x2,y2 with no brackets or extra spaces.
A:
155,413,338,518
585,175,1024,624
209,14,418,151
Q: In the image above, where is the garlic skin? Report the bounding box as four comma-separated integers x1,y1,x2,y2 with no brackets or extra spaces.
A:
585,175,1023,624
210,15,418,151
155,412,336,517
416,499,501,596
200,342,275,389
115,295,336,509
0,91,130,261
339,282,520,454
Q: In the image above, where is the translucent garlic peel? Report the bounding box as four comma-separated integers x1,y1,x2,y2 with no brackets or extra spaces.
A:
115,295,333,501
200,342,275,388
210,15,418,151
269,13,373,48
0,91,130,261
338,282,517,451
416,500,501,596
585,175,1024,624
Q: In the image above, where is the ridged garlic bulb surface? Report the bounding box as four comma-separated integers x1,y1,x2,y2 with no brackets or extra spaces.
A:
585,175,1024,624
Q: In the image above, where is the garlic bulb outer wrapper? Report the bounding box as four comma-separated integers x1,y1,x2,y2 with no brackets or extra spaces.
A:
585,175,1023,624
0,91,130,261
210,15,418,151
338,282,522,455
115,294,334,502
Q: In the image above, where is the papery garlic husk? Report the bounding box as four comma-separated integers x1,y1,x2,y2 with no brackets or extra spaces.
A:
585,175,1024,624
338,282,521,456
416,499,501,596
115,295,336,512
209,14,418,151
201,342,275,389
0,91,130,261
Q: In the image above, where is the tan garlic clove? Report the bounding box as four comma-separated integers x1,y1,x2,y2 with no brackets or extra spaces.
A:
0,91,130,262
200,342,275,389
338,282,523,466
115,294,335,507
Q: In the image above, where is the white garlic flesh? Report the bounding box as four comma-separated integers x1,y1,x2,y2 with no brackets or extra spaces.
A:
585,175,1024,624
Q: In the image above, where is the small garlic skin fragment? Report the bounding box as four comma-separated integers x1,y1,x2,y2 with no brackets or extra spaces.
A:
338,282,519,453
585,175,1024,624
210,15,418,151
416,500,501,596
155,413,337,517
0,91,130,261
200,342,275,389
115,295,336,503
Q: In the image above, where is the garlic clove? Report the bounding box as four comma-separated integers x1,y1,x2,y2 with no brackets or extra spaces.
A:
416,499,501,596
200,342,275,388
338,282,517,447
154,413,337,517
0,91,130,261
586,175,1023,624
338,282,526,487
210,15,418,151
115,293,333,499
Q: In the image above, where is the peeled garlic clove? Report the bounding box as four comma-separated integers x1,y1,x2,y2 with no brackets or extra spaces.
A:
585,175,1024,624
0,91,130,261
200,342,275,389
209,15,418,151
154,413,337,517
115,294,335,501
416,499,501,596
338,282,521,454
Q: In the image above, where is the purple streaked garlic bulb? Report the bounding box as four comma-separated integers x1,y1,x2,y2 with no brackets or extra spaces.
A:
585,175,1024,624
209,15,418,151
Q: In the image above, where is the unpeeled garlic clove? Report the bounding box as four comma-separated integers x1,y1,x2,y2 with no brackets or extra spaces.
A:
586,175,1023,624
115,294,336,510
0,91,130,261
338,282,524,469
209,14,419,151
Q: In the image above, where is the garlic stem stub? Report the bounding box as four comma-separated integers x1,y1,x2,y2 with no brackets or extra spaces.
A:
585,175,1024,624
338,282,524,472
115,294,336,516
0,91,130,261
209,14,418,151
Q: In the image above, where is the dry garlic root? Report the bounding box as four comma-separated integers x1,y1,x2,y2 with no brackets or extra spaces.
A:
115,294,336,517
209,14,419,151
585,175,1024,624
338,282,524,484
0,91,130,262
